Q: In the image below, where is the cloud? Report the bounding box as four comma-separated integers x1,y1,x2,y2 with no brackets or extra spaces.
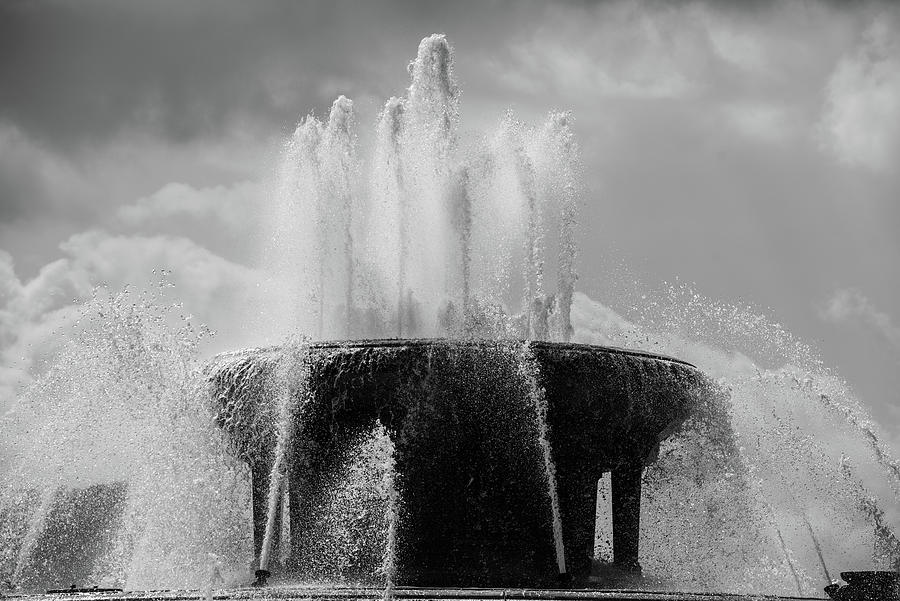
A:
0,1,417,149
486,2,845,106
820,288,900,349
721,101,792,143
0,230,264,417
116,180,261,234
494,3,706,100
817,15,900,170
0,122,96,223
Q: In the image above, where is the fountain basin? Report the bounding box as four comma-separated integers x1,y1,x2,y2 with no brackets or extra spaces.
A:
207,339,714,588
12,586,832,601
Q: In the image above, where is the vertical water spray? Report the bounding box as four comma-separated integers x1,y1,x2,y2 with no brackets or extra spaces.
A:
800,513,832,585
257,340,310,580
543,112,578,342
401,34,461,330
11,488,56,587
379,439,399,599
517,342,567,577
373,97,408,337
453,166,472,333
270,117,323,337
264,34,580,341
765,504,806,595
516,147,544,339
318,96,357,338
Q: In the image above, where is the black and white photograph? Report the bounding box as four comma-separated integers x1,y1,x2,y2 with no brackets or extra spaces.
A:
1,2,898,599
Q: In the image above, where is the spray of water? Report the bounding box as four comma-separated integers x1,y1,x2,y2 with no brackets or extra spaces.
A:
260,34,581,343
257,339,311,575
516,342,567,576
1,284,251,591
573,285,900,595
378,433,400,599
2,32,898,599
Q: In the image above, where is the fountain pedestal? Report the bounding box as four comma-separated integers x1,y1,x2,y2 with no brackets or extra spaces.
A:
208,339,711,587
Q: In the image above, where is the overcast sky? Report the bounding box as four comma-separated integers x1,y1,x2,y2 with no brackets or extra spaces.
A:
1,0,899,445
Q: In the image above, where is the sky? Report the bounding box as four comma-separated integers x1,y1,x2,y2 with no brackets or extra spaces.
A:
1,0,899,448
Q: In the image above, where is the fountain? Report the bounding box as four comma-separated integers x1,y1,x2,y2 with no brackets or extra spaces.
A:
1,34,898,600
197,33,717,589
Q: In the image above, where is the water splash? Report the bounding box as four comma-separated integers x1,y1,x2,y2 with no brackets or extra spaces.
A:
258,339,311,575
0,285,251,591
10,488,55,587
573,287,900,596
379,432,399,599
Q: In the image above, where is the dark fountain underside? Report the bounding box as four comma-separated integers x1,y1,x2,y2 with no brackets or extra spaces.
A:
207,339,715,589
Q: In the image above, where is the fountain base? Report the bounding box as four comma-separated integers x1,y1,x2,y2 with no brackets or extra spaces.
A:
208,339,713,588
16,585,831,601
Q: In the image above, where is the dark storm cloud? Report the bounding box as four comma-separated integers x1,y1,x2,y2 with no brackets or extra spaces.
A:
0,0,534,228
1,1,303,145
0,0,532,148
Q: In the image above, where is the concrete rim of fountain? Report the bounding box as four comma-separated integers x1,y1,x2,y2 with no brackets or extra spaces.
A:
212,338,699,370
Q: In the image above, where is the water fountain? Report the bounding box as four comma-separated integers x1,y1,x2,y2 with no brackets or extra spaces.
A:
2,34,898,601
198,33,718,589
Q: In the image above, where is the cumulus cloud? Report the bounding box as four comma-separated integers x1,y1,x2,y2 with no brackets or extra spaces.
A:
116,180,261,233
817,15,900,170
494,3,706,100
0,230,264,417
487,2,840,106
820,288,900,350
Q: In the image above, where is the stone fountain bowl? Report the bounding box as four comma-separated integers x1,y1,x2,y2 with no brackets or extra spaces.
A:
206,339,716,588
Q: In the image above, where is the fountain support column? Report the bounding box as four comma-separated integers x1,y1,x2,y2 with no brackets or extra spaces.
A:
611,461,642,573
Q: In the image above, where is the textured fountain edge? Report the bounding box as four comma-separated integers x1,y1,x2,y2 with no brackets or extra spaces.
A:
208,338,699,370
1,588,826,601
